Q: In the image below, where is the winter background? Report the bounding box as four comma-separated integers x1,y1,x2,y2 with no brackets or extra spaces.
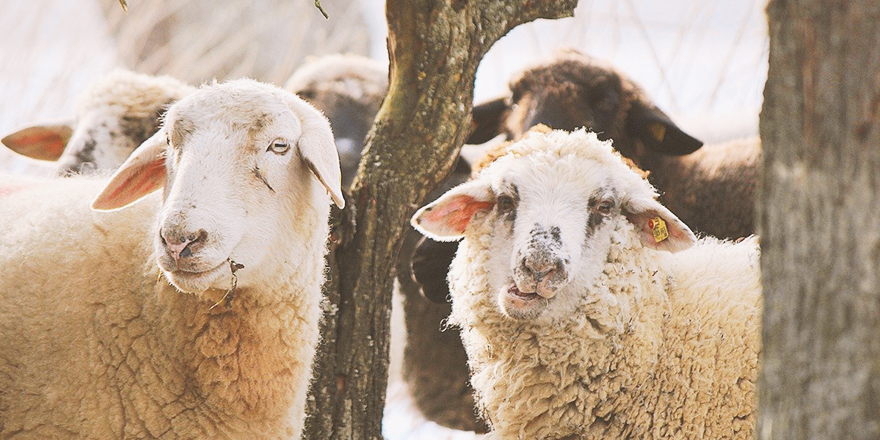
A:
0,0,768,437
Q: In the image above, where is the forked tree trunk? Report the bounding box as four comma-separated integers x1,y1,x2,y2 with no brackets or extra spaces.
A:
758,1,880,439
303,1,579,438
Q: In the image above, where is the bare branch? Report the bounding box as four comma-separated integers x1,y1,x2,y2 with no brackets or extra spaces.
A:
315,0,329,19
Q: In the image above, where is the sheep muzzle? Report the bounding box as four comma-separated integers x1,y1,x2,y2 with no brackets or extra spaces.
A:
513,240,568,300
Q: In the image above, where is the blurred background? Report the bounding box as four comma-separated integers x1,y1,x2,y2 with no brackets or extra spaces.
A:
0,0,768,437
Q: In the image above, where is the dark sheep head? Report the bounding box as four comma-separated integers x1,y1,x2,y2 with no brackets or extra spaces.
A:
468,49,703,167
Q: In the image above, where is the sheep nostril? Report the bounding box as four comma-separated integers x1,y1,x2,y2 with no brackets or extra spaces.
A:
524,259,561,283
161,229,207,262
534,269,555,282
177,230,207,260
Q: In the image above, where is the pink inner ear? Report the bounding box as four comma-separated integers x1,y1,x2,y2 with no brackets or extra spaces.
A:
626,209,696,252
95,159,166,209
423,195,494,235
4,130,67,161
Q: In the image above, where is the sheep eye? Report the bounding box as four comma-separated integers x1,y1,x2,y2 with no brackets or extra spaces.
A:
595,200,614,215
268,139,290,155
497,195,516,213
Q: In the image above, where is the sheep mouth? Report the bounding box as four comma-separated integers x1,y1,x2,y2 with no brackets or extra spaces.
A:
508,285,540,301
173,262,225,276
500,283,551,320
161,260,230,293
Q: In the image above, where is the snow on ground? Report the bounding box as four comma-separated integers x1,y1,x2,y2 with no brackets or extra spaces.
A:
1,1,767,438
384,288,484,439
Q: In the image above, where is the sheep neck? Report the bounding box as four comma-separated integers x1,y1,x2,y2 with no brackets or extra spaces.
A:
134,169,329,438
141,249,323,437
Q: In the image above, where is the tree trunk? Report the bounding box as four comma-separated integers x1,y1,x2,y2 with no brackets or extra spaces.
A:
758,1,880,439
303,1,578,439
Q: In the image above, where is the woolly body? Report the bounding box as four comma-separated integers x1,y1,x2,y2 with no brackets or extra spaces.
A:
649,136,760,240
0,79,342,439
414,129,761,439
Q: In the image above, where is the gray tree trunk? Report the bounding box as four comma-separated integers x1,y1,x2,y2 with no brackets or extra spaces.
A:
302,1,578,439
757,1,880,439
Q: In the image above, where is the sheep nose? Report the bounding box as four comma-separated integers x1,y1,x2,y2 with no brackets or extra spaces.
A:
161,229,208,262
518,255,566,299
523,258,560,282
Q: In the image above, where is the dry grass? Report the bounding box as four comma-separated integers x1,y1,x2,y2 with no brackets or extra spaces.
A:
0,0,119,175
101,0,371,86
0,0,373,174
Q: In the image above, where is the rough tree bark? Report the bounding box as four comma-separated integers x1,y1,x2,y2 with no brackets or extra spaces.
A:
758,1,880,439
303,1,579,439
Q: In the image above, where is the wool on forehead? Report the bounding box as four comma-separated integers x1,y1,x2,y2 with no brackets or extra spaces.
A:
75,69,193,118
483,128,659,199
173,80,295,123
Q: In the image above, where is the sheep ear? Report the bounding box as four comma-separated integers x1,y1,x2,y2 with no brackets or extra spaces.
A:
1,120,75,161
467,97,509,145
411,179,494,241
291,99,345,209
91,131,167,211
627,99,703,156
623,197,696,253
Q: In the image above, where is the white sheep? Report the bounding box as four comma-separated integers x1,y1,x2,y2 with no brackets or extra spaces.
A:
1,68,195,176
412,129,761,439
0,78,343,439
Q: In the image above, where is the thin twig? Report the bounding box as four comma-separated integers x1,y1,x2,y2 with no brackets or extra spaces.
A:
118,0,128,13
315,0,329,19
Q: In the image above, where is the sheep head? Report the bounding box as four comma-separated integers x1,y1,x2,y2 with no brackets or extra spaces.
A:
468,49,703,163
91,79,344,295
413,129,695,322
1,69,194,176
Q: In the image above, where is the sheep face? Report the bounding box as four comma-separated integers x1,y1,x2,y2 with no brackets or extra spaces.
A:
91,79,344,295
54,108,164,176
0,114,141,175
413,129,695,323
508,59,626,145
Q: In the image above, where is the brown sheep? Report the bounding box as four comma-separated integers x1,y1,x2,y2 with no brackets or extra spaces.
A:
404,49,760,432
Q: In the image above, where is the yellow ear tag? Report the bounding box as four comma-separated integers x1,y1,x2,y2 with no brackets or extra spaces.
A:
648,217,669,243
